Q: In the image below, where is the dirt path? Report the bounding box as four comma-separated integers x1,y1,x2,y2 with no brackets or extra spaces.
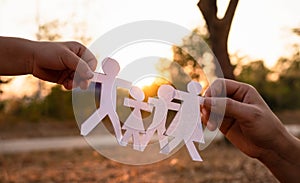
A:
0,135,112,153
0,125,299,154
0,133,224,154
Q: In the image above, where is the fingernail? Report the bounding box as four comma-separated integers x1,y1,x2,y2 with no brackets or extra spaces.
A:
86,70,94,78
207,122,214,131
211,98,216,106
207,121,217,131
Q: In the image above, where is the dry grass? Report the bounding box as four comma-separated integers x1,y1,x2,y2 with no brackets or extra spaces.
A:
0,117,78,140
0,142,278,183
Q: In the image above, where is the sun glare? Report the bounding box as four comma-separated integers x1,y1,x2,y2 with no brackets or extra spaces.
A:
133,76,157,89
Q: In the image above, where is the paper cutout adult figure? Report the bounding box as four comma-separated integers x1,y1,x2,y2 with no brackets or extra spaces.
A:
81,57,131,142
121,86,153,151
161,81,205,161
140,85,180,151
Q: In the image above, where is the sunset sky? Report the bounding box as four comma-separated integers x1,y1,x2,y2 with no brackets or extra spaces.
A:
0,0,300,97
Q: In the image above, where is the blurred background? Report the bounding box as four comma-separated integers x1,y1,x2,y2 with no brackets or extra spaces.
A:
0,0,299,182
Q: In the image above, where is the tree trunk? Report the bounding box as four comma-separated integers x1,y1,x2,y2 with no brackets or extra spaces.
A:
211,31,235,79
198,0,239,79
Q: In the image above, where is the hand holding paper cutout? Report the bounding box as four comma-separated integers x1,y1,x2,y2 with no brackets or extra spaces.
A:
0,37,97,90
202,79,300,182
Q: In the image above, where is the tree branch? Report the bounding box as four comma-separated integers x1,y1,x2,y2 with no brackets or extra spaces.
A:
223,0,239,31
197,0,218,32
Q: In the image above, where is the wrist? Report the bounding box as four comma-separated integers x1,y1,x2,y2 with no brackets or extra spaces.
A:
259,114,300,164
274,127,300,164
24,39,36,75
258,130,300,182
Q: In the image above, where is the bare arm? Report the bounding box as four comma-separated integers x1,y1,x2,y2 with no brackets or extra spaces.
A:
0,37,34,75
0,36,97,89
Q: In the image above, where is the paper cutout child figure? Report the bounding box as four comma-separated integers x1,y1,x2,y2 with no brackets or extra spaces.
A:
161,81,205,161
140,85,180,151
121,86,153,151
81,57,131,143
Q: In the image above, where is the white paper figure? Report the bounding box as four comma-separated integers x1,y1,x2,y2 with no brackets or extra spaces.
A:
121,86,153,151
80,58,131,143
161,81,205,161
140,85,180,151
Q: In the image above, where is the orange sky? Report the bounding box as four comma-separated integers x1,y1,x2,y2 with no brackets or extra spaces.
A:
0,0,299,98
1,0,299,66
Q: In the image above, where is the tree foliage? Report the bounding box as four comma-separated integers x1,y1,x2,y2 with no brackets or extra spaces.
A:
237,48,300,110
157,28,213,92
1,86,73,122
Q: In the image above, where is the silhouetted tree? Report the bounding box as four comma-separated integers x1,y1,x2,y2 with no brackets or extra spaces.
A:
197,0,239,79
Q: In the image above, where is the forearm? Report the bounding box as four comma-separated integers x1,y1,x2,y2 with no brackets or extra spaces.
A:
259,131,300,182
0,36,34,75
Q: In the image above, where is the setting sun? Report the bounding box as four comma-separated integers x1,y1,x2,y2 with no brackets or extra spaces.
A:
133,76,157,89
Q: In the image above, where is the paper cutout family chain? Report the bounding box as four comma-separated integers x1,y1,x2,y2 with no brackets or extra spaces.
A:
81,58,205,161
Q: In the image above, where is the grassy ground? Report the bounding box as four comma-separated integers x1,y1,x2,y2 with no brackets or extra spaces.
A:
1,110,299,182
0,117,78,140
0,142,278,183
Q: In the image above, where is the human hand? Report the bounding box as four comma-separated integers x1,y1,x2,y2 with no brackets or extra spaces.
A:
202,79,300,182
30,41,97,90
202,79,290,159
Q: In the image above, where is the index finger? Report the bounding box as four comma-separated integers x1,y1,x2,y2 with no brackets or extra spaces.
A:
205,79,251,102
65,41,98,72
80,47,98,72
